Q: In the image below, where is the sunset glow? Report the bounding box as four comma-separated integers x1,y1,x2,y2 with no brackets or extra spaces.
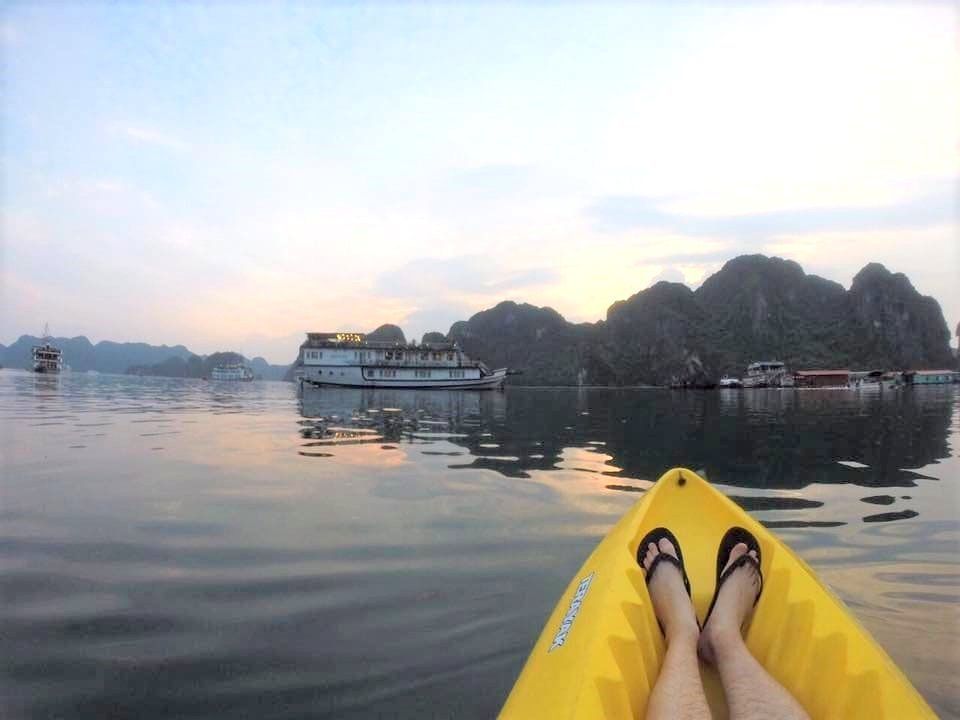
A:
3,3,957,362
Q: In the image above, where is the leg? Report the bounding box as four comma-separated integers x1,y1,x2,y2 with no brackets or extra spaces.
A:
642,538,710,720
699,544,810,720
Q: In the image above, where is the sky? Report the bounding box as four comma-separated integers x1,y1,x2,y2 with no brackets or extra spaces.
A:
2,2,957,364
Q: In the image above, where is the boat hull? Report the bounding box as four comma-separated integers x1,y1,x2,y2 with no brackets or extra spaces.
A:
500,468,934,719
303,367,507,390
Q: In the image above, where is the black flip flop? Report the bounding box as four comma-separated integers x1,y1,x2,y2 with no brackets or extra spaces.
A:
637,527,695,637
702,526,764,631
637,527,692,598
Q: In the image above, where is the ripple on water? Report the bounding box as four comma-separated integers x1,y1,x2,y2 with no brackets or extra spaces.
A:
1,375,958,719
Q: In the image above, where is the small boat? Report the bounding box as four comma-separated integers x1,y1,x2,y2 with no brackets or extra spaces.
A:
849,369,884,391
500,468,934,719
211,363,254,381
718,375,742,389
31,325,63,374
742,361,789,388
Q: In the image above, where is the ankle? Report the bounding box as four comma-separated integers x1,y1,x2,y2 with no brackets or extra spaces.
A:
666,621,700,648
704,622,744,656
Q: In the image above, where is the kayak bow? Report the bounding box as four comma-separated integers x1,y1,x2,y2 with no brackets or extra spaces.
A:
500,468,935,719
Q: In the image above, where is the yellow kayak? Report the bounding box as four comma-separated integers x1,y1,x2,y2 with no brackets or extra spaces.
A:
500,468,935,719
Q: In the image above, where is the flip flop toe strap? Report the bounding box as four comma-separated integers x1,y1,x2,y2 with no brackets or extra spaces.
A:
644,553,692,597
717,552,764,606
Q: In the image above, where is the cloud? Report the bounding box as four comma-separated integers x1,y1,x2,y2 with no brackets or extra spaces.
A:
0,21,19,46
116,124,189,151
376,255,557,299
649,266,686,286
588,180,955,241
636,250,733,266
400,302,476,341
593,5,958,215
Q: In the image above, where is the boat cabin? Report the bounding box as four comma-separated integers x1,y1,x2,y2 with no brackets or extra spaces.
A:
746,361,785,375
299,332,476,369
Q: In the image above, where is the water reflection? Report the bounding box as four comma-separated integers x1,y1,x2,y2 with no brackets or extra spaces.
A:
298,385,957,496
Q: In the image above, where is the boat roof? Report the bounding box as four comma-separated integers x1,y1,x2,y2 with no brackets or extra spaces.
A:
795,369,850,376
301,332,459,351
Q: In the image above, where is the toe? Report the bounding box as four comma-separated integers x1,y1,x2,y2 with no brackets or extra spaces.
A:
643,541,659,571
723,542,748,573
657,537,677,559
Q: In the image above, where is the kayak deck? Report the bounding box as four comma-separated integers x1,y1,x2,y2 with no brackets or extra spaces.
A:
500,468,935,719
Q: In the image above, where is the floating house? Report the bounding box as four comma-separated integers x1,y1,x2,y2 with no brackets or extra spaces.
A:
904,370,958,385
794,370,850,388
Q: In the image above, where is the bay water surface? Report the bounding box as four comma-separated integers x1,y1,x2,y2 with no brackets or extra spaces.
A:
1,371,958,718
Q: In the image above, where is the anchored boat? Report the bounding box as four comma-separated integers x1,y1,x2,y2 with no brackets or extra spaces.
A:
742,361,790,388
211,363,254,381
500,468,935,719
31,325,63,374
298,332,507,389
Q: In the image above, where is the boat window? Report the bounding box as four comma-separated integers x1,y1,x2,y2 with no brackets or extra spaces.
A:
447,353,454,361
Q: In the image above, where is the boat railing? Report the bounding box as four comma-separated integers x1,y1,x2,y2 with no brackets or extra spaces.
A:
372,358,481,369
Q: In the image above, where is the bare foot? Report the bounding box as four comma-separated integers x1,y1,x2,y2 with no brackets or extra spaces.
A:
641,538,699,645
698,542,761,664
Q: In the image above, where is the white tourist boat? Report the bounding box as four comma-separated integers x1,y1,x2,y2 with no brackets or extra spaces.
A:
31,325,63,374
719,375,742,388
211,363,254,381
742,360,790,388
298,332,508,389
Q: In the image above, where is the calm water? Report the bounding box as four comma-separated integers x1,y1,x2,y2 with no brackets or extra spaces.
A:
1,371,958,719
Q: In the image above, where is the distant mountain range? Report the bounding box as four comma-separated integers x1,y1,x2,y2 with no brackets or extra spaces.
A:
0,336,288,381
127,352,288,381
4,255,955,386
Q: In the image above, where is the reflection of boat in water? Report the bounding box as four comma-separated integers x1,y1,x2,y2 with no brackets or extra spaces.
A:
300,385,488,421
297,384,500,447
211,363,253,381
298,332,507,389
31,324,63,374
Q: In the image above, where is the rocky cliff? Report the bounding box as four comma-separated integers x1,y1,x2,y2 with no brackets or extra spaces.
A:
127,351,288,380
366,324,406,344
446,255,954,385
448,302,598,385
847,263,953,369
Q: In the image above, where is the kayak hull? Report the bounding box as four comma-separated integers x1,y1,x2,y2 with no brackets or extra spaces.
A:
499,468,935,719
